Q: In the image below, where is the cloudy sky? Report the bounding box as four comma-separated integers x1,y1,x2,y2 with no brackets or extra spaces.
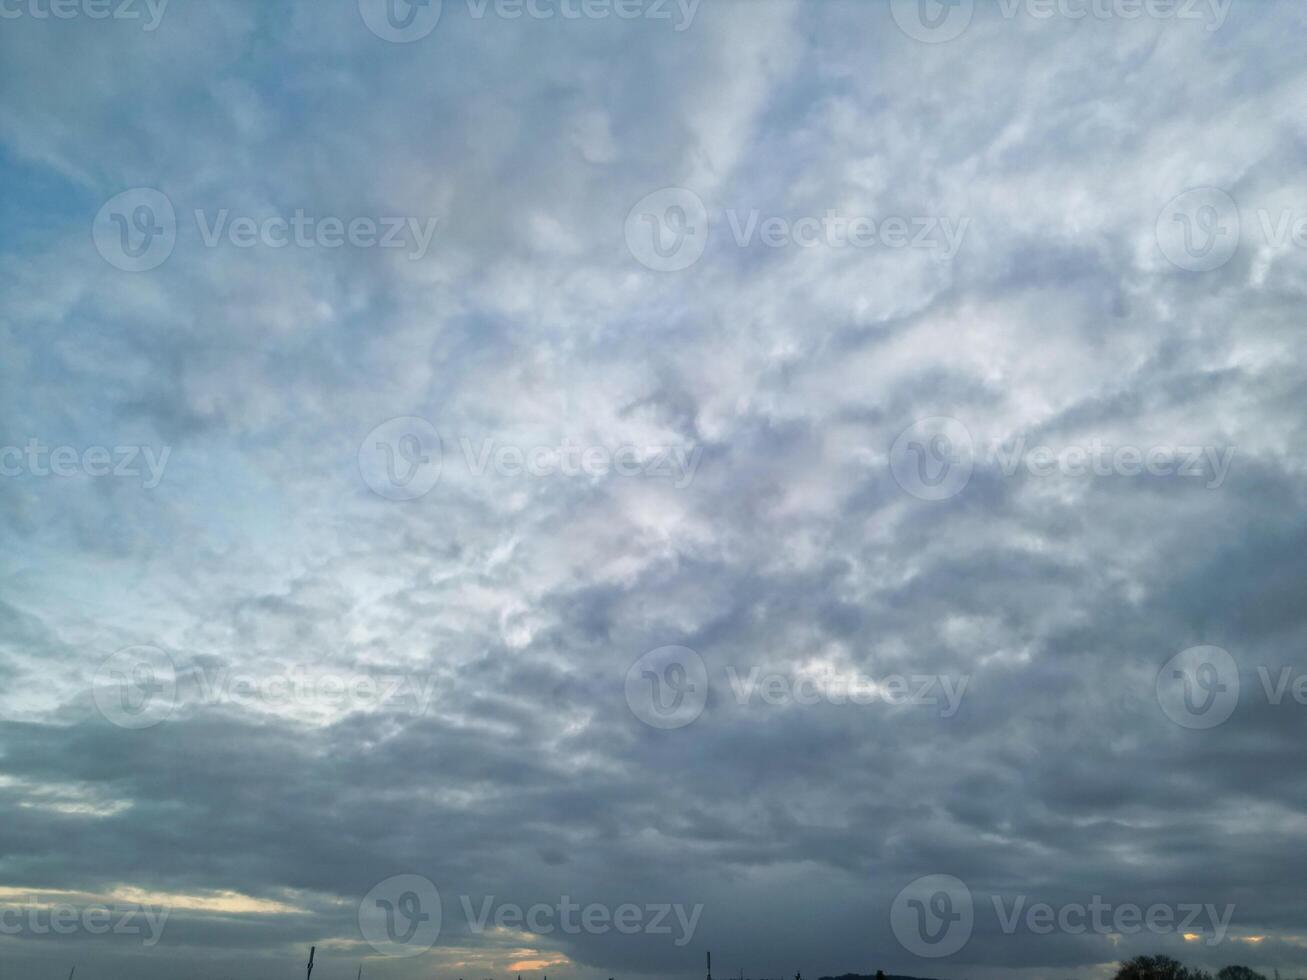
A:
3,0,1307,978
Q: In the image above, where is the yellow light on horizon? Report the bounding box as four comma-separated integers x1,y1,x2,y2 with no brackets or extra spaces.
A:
508,953,571,972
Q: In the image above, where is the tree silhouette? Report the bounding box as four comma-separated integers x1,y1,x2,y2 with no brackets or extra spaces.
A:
1218,969,1267,980
1114,955,1213,980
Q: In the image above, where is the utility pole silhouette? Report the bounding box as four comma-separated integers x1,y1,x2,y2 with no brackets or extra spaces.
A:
707,951,712,980
305,945,315,980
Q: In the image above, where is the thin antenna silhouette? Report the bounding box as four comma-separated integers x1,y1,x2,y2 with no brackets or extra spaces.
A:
305,945,315,980
67,969,76,980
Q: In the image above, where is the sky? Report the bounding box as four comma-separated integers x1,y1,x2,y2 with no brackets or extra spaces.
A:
2,1,1306,978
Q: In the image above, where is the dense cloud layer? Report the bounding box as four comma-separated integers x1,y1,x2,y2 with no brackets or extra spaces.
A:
2,1,1306,978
